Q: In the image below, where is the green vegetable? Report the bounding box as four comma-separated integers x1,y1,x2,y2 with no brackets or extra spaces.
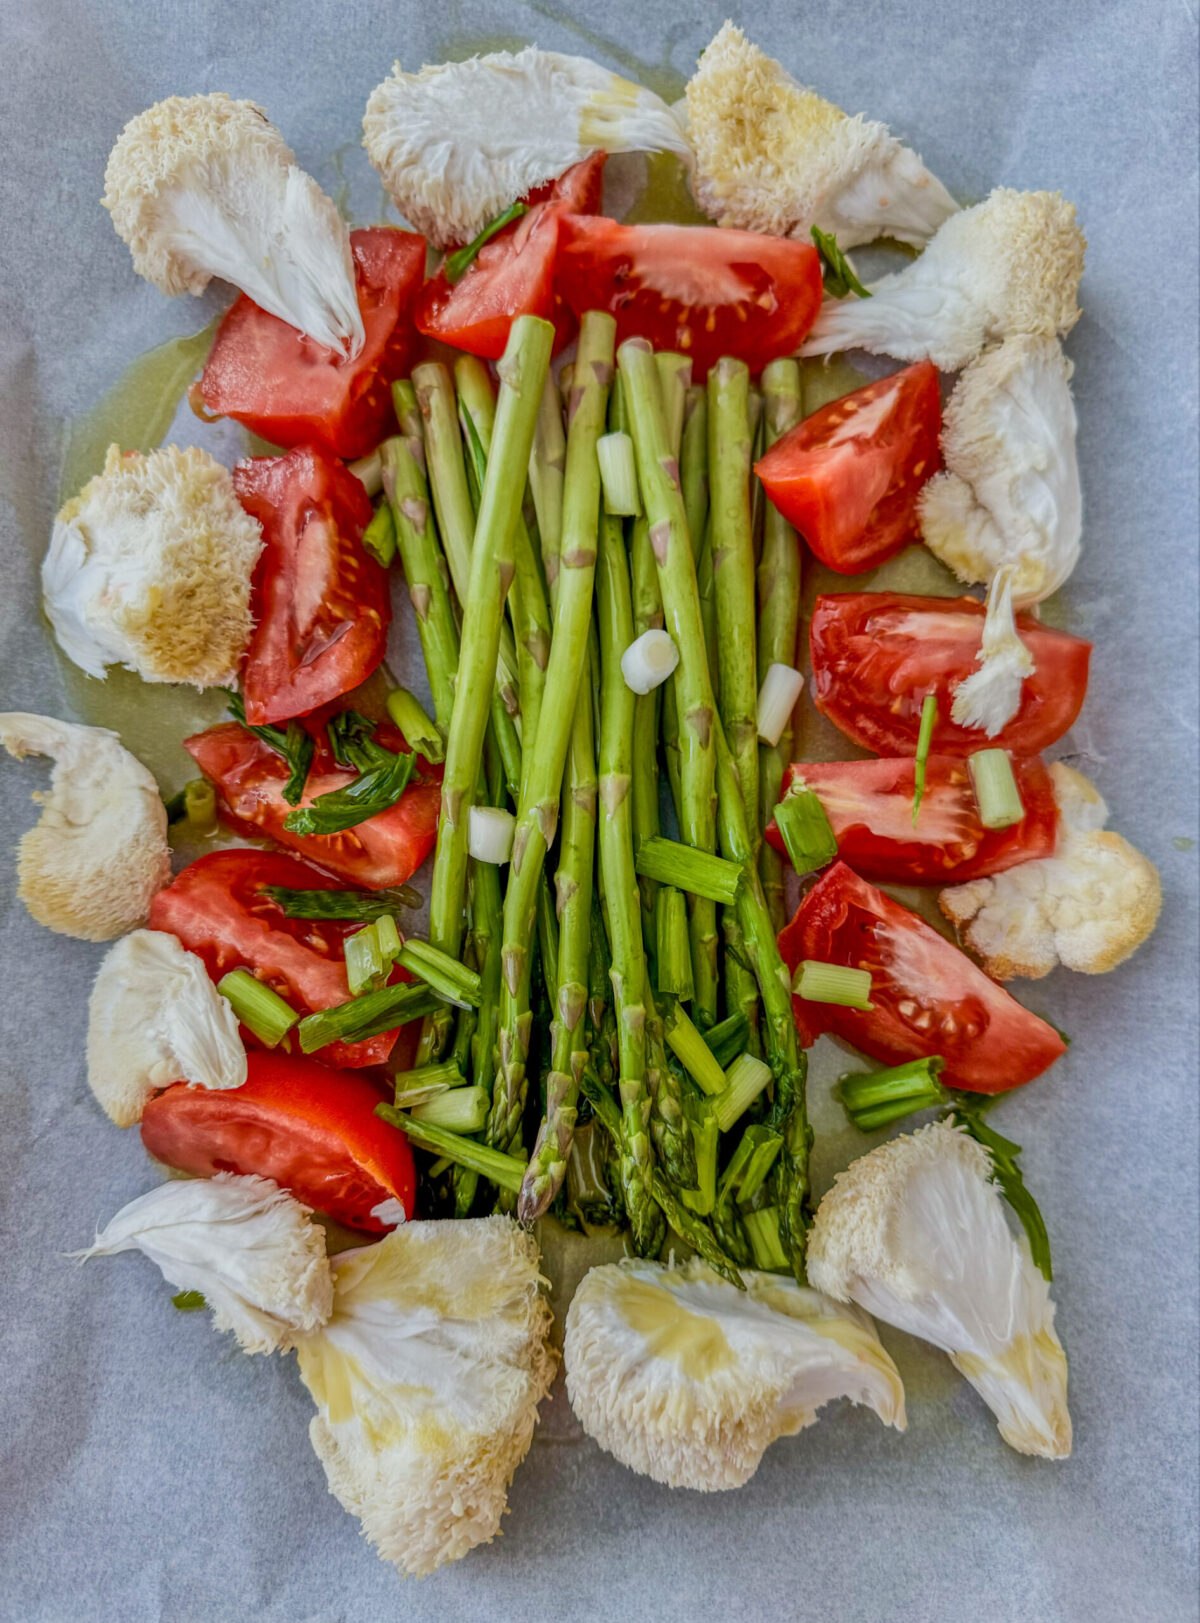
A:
396,939,483,1009
912,693,938,825
344,923,385,996
361,499,396,566
837,1057,948,1132
706,1012,750,1069
596,431,641,516
376,1105,528,1193
714,1051,773,1134
224,690,313,807
774,785,839,875
793,959,874,1010
262,884,421,920
444,200,527,284
680,1096,718,1216
164,777,218,836
217,969,297,1048
529,370,567,595
171,1290,206,1312
409,1084,490,1134
742,1207,789,1272
643,984,697,1190
375,913,401,962
811,226,872,299
283,745,417,836
634,837,742,904
655,887,694,1000
385,688,444,765
969,748,1026,829
297,982,443,1053
663,1002,727,1097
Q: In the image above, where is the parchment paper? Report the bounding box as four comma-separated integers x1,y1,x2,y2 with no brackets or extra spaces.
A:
1,2,1197,1620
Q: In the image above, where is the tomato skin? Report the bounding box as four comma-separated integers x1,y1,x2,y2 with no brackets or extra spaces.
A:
778,862,1066,1092
755,363,942,572
810,593,1092,757
185,722,441,890
149,849,410,1069
141,1052,416,1231
765,755,1059,885
554,217,824,380
200,227,427,459
414,157,605,359
235,445,390,726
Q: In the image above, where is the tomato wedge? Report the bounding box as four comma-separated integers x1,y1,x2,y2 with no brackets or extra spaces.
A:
149,849,415,1069
235,445,389,726
810,593,1091,757
765,755,1058,885
199,227,427,458
755,363,942,573
778,862,1066,1092
554,217,824,380
141,1052,416,1231
185,721,441,890
415,156,606,359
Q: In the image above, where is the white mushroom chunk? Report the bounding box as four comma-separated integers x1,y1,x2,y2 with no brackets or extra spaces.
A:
86,929,246,1127
685,22,957,247
808,1121,1071,1459
948,567,1035,736
800,188,1085,370
43,444,263,687
74,1173,333,1355
0,713,170,941
940,762,1162,977
564,1256,905,1491
104,93,364,354
295,1216,555,1577
363,47,690,249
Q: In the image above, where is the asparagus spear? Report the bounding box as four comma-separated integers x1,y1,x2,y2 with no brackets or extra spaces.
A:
529,370,567,599
644,983,697,1190
756,360,805,931
426,316,554,976
656,358,691,831
619,337,720,1028
487,314,616,1158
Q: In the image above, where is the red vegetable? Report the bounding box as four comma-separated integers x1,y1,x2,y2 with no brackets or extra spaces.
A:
810,592,1091,757
185,720,441,890
149,849,417,1070
553,216,824,380
200,227,427,458
778,862,1067,1092
235,445,389,726
765,755,1058,885
141,1051,416,1232
755,362,942,573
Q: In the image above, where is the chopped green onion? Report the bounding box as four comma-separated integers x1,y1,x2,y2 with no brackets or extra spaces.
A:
217,969,298,1048
298,982,443,1053
912,693,938,826
426,1155,452,1179
262,884,422,921
284,748,417,836
838,1057,948,1132
655,352,692,458
810,225,872,300
635,836,742,904
376,1104,528,1192
756,663,805,747
171,1289,206,1312
655,887,694,1000
468,804,516,864
444,200,528,284
165,778,218,836
326,710,385,772
620,629,679,694
664,1003,727,1097
714,1051,773,1134
681,1098,719,1216
375,913,402,963
792,959,874,1010
953,1106,1052,1281
969,748,1025,829
396,938,483,1009
345,923,386,995
409,1084,490,1134
385,688,444,764
734,1127,783,1205
347,448,383,497
392,1060,465,1106
596,431,642,517
773,784,839,875
742,1207,789,1272
361,499,396,567
224,691,314,807
706,1012,750,1069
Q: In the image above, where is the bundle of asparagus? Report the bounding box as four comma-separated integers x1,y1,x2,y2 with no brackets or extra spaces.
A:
362,311,811,1284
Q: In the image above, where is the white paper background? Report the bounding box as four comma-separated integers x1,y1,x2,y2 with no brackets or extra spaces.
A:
1,2,1197,1619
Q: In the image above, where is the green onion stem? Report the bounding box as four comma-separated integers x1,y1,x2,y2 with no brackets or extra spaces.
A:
912,694,938,826
706,1012,750,1069
663,1003,727,1097
386,688,445,764
409,1085,490,1134
969,749,1025,830
376,1105,528,1192
396,939,483,1009
297,983,443,1053
444,201,528,284
262,884,422,921
217,970,298,1048
774,785,839,875
635,836,742,905
655,887,694,1000
714,1052,773,1134
793,960,874,1010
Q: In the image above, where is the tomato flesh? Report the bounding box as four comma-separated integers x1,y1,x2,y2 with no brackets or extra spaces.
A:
185,721,441,891
148,849,418,1069
141,1052,416,1231
415,156,606,359
200,227,427,458
755,362,942,572
765,755,1058,885
778,862,1066,1092
810,592,1091,757
554,216,824,380
235,445,390,726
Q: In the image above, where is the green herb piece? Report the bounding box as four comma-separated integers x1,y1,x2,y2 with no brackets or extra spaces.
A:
714,1051,773,1134
811,226,872,299
361,499,397,567
224,690,314,807
297,982,443,1053
217,969,298,1048
376,1104,528,1193
969,748,1025,830
385,688,445,763
171,1290,206,1312
635,836,742,904
444,201,528,285
912,693,938,826
792,960,874,1010
774,785,839,875
284,746,417,836
262,884,422,921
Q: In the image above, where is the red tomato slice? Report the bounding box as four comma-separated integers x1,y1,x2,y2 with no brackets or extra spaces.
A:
185,721,441,890
554,217,824,380
200,227,427,459
810,593,1091,757
778,862,1066,1092
755,363,942,572
414,157,606,359
235,445,390,726
141,1052,416,1231
149,849,413,1069
765,755,1058,885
